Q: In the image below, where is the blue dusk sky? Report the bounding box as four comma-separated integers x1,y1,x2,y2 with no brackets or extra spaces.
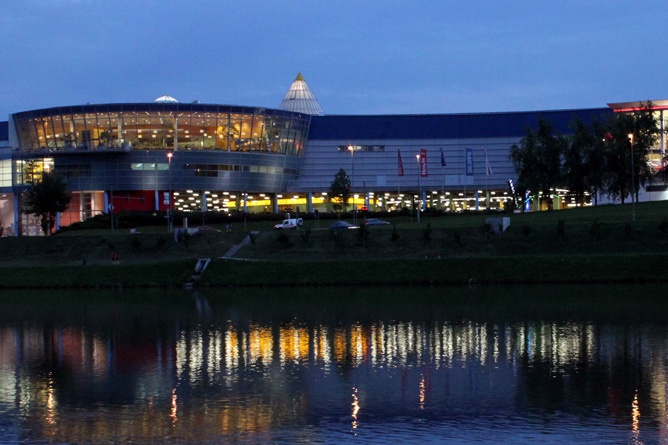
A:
0,0,665,118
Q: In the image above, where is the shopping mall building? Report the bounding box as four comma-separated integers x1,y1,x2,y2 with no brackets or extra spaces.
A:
0,74,666,235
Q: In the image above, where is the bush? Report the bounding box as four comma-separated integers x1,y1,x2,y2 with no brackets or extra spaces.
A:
453,229,462,247
623,222,633,241
590,220,603,242
131,235,142,249
483,222,493,238
522,225,532,238
156,236,167,250
391,224,400,243
556,219,565,241
357,224,370,243
277,232,292,247
658,219,668,238
422,223,432,245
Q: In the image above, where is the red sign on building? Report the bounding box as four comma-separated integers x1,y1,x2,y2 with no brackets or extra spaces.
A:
419,148,428,177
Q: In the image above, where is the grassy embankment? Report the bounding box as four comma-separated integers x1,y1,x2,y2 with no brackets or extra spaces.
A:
1,200,667,288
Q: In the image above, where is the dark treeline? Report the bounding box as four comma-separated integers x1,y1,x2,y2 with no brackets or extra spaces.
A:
510,102,664,207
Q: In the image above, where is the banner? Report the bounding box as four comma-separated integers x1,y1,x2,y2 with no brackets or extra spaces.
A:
440,147,446,167
398,149,404,176
420,148,428,177
466,148,474,176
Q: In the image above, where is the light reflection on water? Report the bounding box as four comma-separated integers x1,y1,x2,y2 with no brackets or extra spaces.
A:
0,284,667,444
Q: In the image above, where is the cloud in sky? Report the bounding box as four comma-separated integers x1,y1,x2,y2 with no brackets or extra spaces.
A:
0,0,665,118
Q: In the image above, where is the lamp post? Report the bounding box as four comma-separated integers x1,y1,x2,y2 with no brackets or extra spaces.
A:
348,145,355,224
416,154,421,224
628,133,636,222
109,188,114,233
167,151,173,232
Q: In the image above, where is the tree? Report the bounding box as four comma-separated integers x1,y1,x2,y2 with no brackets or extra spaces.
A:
329,168,351,212
586,120,609,205
628,102,660,201
563,118,603,206
599,103,659,204
599,114,632,204
510,120,566,209
23,170,72,236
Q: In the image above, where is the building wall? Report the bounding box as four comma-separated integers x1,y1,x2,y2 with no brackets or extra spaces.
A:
6,102,668,226
295,137,519,194
44,150,302,195
296,108,614,197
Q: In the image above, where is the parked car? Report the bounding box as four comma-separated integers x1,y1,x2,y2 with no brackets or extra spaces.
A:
365,218,390,226
274,218,304,229
329,220,359,231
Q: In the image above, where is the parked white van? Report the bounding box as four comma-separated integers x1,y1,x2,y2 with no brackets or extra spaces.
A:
274,218,303,229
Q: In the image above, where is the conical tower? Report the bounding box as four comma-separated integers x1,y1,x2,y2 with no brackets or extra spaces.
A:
278,73,324,115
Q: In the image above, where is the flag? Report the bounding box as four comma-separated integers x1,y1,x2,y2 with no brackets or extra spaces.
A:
440,147,446,167
420,148,428,177
398,149,404,176
485,149,493,176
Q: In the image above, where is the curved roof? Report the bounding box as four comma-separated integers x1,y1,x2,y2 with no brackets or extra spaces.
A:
11,102,305,119
308,108,613,140
278,73,324,116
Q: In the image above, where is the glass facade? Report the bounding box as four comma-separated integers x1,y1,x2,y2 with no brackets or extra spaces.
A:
12,104,310,156
13,158,54,186
0,160,11,188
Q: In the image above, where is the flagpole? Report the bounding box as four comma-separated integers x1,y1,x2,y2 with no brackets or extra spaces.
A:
440,147,445,210
397,148,404,213
486,178,489,210
416,152,421,224
485,149,491,211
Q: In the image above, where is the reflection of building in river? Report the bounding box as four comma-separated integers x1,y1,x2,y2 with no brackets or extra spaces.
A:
1,320,668,442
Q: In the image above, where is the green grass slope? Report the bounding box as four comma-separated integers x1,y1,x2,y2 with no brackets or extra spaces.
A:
1,201,667,288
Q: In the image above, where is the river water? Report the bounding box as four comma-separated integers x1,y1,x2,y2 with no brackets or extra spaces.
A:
0,284,667,444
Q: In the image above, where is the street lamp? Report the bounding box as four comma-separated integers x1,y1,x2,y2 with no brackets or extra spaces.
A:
628,133,636,222
167,151,173,232
416,154,421,224
109,187,114,233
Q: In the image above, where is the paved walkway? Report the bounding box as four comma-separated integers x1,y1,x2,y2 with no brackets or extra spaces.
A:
221,231,259,259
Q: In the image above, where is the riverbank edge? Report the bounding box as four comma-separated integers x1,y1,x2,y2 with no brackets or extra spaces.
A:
1,253,666,289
